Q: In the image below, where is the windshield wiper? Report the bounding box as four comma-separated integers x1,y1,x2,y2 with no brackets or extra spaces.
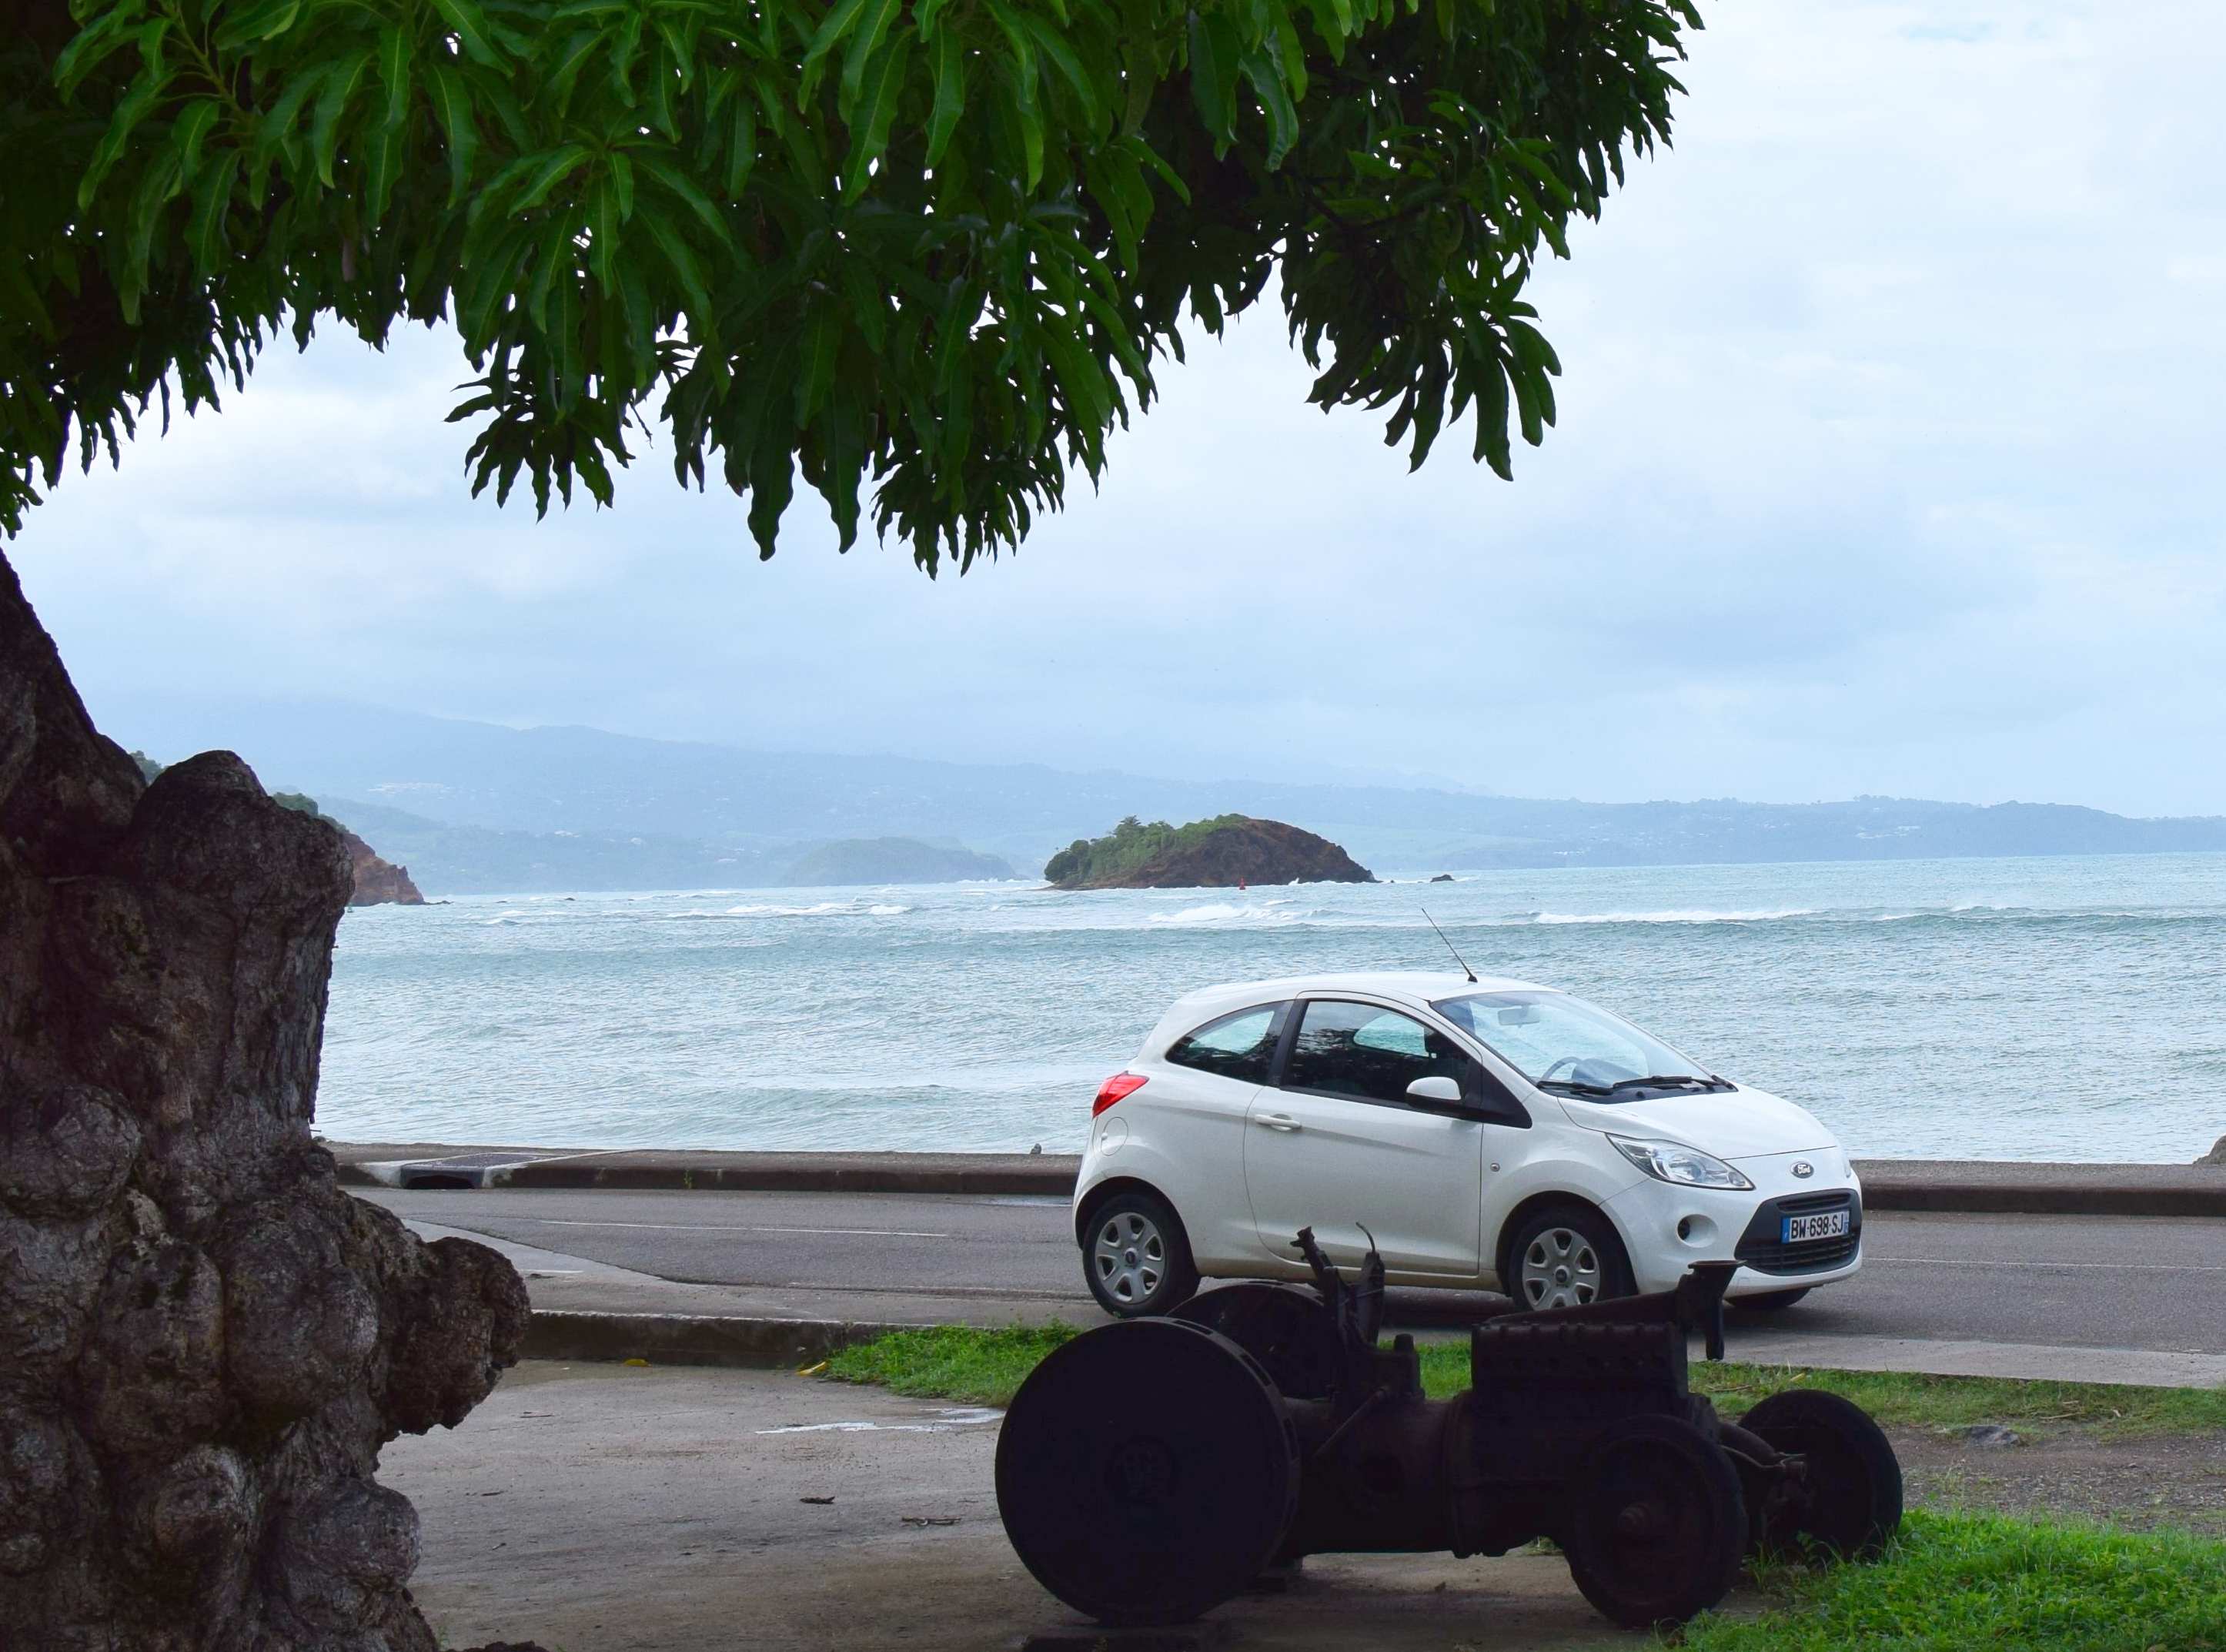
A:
1605,1074,1720,1094
1535,1078,1615,1096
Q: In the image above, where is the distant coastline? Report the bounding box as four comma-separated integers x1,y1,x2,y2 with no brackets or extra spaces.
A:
110,699,2226,898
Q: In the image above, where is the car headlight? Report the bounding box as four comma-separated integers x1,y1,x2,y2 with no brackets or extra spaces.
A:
1609,1135,1755,1190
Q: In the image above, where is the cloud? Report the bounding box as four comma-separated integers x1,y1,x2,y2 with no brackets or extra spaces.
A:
12,0,2225,816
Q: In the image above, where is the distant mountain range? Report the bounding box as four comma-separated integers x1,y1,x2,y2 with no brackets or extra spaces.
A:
102,694,2226,895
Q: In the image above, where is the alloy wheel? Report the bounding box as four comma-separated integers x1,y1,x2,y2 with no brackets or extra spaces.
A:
1520,1226,1602,1308
1093,1211,1167,1305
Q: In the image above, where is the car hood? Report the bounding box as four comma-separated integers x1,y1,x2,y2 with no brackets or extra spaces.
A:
1553,1084,1838,1161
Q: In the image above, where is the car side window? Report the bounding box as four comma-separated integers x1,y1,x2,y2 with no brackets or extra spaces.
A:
1285,1000,1482,1106
1165,1003,1289,1085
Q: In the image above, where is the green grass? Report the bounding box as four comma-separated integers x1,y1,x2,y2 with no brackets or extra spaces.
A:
821,1323,1085,1406
824,1323,2226,1438
1677,1510,2226,1651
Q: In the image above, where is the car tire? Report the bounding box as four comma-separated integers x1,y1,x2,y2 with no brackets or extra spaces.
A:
1505,1203,1634,1310
1081,1191,1201,1318
1730,1287,1811,1313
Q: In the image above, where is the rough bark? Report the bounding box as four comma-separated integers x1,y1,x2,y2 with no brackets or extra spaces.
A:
0,550,531,1650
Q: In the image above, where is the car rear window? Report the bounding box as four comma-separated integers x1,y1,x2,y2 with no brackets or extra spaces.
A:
1165,1003,1288,1085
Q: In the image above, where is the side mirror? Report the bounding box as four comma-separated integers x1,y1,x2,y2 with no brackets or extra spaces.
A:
1407,1073,1532,1128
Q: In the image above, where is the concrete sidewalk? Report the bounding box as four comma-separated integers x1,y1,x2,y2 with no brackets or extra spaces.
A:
386,1359,1676,1652
335,1140,2226,1216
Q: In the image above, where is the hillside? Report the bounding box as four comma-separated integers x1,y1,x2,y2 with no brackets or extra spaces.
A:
1047,816,1375,890
782,838,1015,885
103,697,2226,877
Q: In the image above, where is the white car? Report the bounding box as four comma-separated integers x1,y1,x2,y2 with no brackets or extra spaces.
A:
1074,971,1861,1319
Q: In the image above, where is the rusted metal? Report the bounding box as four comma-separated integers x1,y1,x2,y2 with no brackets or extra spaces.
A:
997,1226,1903,1630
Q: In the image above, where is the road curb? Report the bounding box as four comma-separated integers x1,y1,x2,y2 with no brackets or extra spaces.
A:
522,1309,932,1368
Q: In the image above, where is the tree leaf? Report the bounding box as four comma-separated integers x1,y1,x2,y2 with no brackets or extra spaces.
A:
795,306,839,423
635,152,733,244
637,200,714,318
843,28,914,196
925,25,966,167
724,99,757,196
310,48,373,190
1239,48,1297,169
426,60,480,203
173,99,221,181
1019,13,1101,129
378,23,411,129
1186,9,1239,151
366,121,406,222
839,0,903,121
513,145,593,212
428,0,502,67
211,0,303,52
800,0,874,102
188,152,240,273
79,71,165,209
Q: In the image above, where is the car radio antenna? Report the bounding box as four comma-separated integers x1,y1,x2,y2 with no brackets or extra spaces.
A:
1421,908,1478,983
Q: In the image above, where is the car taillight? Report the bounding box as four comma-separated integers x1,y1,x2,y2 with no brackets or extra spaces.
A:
1092,1073,1148,1117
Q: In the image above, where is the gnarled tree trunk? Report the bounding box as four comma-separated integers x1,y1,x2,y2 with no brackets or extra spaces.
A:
0,550,531,1650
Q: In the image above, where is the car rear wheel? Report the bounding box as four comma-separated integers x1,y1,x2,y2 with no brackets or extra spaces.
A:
1731,1287,1811,1313
1507,1204,1635,1309
1082,1191,1201,1318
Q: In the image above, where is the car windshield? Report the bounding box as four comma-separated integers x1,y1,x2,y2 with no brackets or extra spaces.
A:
1429,990,1719,1098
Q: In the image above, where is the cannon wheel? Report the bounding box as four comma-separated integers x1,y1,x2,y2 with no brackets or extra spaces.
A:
995,1318,1299,1626
1739,1389,1903,1560
1174,1283,1343,1401
1561,1413,1746,1629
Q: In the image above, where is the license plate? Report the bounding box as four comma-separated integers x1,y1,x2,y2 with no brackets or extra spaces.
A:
1783,1209,1850,1244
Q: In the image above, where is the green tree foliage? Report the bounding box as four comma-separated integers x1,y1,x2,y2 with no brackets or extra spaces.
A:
1044,811,1243,884
3,0,1700,568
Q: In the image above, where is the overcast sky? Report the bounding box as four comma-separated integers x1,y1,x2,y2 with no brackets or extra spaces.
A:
14,2,2225,816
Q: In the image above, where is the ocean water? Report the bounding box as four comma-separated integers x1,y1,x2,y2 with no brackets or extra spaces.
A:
317,853,2226,1162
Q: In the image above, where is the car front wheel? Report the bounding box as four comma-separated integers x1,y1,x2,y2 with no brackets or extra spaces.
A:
1081,1191,1200,1318
1506,1204,1634,1310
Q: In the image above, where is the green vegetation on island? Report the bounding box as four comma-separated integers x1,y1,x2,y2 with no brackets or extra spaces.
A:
1045,814,1375,889
1044,814,1248,886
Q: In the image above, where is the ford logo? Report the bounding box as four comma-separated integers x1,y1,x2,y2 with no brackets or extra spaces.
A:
1791,1161,1815,1179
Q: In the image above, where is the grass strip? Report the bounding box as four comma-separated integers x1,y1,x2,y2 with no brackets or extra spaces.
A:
824,1323,2226,1436
1680,1510,2226,1651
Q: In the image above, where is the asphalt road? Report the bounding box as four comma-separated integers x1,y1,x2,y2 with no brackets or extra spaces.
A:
362,1187,2226,1373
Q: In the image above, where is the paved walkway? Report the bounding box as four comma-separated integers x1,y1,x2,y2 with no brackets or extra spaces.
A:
373,1187,2226,1389
386,1361,1679,1652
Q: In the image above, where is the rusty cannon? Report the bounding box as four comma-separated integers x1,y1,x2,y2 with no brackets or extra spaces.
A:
995,1227,1903,1630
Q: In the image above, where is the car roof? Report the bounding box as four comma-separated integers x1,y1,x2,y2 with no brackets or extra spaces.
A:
1143,970,1556,1050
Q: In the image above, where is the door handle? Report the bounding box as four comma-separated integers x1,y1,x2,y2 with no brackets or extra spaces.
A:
1256,1113,1302,1132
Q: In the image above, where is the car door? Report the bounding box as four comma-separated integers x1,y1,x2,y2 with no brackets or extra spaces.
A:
1133,1001,1291,1267
1242,997,1485,1279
